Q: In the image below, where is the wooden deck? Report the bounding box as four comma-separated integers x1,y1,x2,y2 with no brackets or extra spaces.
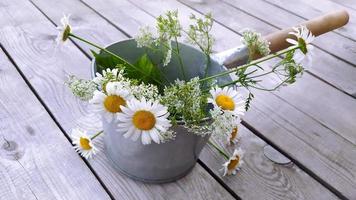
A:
0,0,355,199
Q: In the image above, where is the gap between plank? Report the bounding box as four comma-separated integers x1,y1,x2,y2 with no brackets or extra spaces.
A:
197,159,241,200
0,43,115,200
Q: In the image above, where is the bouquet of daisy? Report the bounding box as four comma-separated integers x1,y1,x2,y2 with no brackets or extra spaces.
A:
58,10,314,180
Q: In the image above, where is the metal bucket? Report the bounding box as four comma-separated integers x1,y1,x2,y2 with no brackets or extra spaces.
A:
92,39,232,183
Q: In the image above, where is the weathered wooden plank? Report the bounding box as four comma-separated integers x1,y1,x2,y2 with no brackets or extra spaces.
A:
0,0,235,199
0,49,111,199
202,127,339,200
76,0,354,198
82,0,355,198
178,0,356,146
263,0,356,41
330,0,356,10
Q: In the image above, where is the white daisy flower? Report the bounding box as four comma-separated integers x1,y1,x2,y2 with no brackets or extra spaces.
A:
286,26,315,68
116,98,171,145
89,82,133,122
56,14,72,44
208,86,245,117
71,128,98,159
228,126,239,144
221,148,244,176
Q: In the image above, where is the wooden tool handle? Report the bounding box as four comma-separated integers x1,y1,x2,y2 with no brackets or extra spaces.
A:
264,9,349,54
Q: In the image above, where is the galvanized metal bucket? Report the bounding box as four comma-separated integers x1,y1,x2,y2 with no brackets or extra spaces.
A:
92,39,233,183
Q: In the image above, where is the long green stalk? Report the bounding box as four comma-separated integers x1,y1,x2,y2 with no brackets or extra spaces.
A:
207,140,230,160
91,130,103,140
174,38,187,80
199,46,300,83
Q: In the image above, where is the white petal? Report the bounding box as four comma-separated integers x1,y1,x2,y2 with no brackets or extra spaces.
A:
149,129,161,144
131,129,141,141
123,126,135,138
141,131,151,145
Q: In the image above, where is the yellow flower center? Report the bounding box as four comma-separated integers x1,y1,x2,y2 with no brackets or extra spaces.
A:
79,137,92,150
104,95,126,113
132,110,156,130
62,25,71,42
229,127,238,142
228,156,240,171
215,95,235,111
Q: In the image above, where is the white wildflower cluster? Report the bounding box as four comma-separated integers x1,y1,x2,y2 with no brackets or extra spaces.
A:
241,29,270,58
160,77,207,124
163,42,172,66
185,123,210,136
131,82,160,101
93,68,160,101
156,10,182,41
93,68,126,89
135,11,182,67
160,130,177,143
186,13,214,55
209,108,241,139
135,26,156,48
66,75,97,101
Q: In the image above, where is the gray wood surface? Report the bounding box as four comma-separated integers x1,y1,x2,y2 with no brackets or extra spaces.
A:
330,0,356,11
0,0,235,199
0,50,111,199
22,0,338,199
1,0,355,199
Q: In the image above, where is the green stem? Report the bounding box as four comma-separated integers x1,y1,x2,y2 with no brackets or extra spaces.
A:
174,38,187,80
207,140,230,160
69,33,163,85
199,46,300,83
249,78,289,91
248,70,275,79
203,55,211,78
91,130,103,140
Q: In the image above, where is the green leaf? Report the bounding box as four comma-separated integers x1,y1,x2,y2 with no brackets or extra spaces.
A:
91,50,121,73
92,50,164,86
133,53,163,85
